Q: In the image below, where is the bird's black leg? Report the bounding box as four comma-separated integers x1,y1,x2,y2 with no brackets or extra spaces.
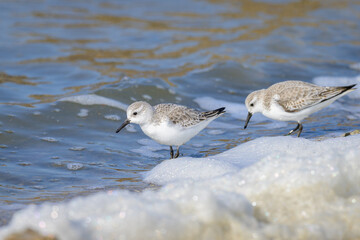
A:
285,123,300,136
297,123,303,137
170,146,174,159
174,146,180,159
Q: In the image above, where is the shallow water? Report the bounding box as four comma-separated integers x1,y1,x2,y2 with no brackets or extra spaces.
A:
0,0,360,227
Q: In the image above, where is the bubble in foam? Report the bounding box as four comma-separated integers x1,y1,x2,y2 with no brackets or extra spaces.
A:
66,163,84,171
142,94,152,101
41,137,58,143
209,142,224,146
125,124,137,132
77,109,88,118
69,146,85,151
104,114,121,121
208,129,224,135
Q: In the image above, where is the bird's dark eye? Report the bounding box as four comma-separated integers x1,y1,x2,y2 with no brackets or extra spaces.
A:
250,103,254,107
133,112,138,116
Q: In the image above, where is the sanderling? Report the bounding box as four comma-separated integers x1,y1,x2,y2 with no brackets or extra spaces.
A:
116,101,225,159
244,80,356,137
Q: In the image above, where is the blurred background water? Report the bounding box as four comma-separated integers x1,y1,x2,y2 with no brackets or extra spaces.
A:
0,0,359,226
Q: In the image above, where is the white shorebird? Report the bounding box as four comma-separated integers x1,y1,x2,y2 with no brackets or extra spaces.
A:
116,101,225,159
244,80,356,137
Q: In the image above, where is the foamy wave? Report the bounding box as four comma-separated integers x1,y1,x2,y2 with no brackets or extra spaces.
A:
60,94,127,110
350,63,360,71
2,135,360,239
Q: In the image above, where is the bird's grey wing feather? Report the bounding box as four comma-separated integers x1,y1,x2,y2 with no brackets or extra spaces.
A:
155,104,203,127
276,86,350,112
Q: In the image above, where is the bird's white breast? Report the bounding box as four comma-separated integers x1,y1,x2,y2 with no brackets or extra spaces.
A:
140,119,212,146
262,94,342,122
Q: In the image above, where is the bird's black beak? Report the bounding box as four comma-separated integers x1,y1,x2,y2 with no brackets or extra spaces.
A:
244,112,252,129
116,119,131,133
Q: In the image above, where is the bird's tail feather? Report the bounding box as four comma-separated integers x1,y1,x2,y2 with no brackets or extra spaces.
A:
320,84,356,103
202,107,226,118
337,84,357,92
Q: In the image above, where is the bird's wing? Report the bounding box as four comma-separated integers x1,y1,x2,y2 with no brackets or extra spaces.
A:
154,104,225,127
155,104,203,127
276,84,353,112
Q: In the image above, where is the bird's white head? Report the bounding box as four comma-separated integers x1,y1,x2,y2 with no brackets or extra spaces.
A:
245,90,264,114
126,101,153,125
115,101,153,133
244,90,264,129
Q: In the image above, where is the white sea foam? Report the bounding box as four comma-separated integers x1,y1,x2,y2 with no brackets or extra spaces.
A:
66,163,84,171
125,124,137,133
350,63,360,71
207,129,224,135
104,114,121,121
2,135,360,240
69,146,85,151
41,137,58,143
60,94,127,110
142,94,152,101
192,143,204,148
209,142,224,146
77,108,89,118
